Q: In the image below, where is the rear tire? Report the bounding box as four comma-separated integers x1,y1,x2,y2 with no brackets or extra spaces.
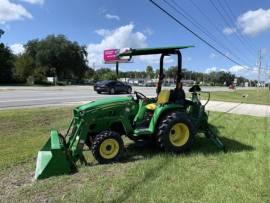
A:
92,131,124,164
156,112,195,153
110,88,115,94
97,91,101,94
127,87,132,94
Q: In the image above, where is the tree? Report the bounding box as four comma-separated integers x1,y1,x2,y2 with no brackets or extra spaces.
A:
24,35,89,80
84,68,95,79
237,76,247,86
103,72,117,80
92,68,114,81
14,54,35,81
166,66,177,78
146,65,154,79
217,71,235,86
0,43,14,83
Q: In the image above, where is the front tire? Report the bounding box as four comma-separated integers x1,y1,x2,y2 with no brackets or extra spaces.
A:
92,131,124,164
156,112,195,153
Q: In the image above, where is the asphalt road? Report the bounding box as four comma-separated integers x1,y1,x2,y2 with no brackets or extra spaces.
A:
0,85,254,109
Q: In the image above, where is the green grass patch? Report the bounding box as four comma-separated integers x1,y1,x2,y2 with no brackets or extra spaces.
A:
197,89,270,105
0,107,73,169
0,107,269,202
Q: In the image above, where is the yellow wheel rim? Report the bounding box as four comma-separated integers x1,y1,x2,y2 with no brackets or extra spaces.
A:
99,138,120,159
169,123,190,147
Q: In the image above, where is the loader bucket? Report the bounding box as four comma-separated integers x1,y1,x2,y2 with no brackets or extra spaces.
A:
34,130,76,180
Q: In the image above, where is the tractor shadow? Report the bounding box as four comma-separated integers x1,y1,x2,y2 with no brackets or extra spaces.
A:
122,140,161,163
121,124,254,163
109,124,254,203
191,124,254,154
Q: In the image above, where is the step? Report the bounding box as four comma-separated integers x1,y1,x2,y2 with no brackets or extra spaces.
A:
133,128,152,135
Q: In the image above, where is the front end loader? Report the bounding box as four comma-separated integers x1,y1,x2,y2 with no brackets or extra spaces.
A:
35,46,225,180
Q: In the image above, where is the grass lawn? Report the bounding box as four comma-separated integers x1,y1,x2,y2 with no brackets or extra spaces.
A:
196,88,270,105
0,107,269,202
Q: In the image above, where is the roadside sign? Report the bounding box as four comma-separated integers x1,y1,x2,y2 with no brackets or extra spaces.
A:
103,48,132,76
104,48,131,64
104,49,119,62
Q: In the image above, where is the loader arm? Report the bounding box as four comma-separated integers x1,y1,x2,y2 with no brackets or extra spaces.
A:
35,96,138,179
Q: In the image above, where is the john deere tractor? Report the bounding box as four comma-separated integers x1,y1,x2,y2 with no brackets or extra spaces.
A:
35,46,225,179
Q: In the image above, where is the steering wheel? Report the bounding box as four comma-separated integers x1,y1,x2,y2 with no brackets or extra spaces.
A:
134,91,147,100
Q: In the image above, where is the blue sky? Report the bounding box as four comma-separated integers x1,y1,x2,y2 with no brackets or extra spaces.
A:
1,0,270,80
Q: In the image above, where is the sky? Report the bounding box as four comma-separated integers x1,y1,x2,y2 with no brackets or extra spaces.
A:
0,0,270,80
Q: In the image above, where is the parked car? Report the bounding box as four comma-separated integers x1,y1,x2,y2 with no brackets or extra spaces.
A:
94,80,132,94
144,82,156,87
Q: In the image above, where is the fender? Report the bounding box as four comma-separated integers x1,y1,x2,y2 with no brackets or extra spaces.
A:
148,104,185,134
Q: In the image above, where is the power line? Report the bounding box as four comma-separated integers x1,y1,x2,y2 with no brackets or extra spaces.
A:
149,0,252,70
209,0,256,61
216,0,257,56
189,0,224,36
164,0,253,67
189,0,261,69
223,0,257,51
149,0,269,72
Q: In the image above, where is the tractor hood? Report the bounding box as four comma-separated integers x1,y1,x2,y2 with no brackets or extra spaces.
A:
75,96,134,112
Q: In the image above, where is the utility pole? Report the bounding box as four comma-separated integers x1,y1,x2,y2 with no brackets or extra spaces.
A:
268,65,270,91
257,49,262,88
265,63,268,89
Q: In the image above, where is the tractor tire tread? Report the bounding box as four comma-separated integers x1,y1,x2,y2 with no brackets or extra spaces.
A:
92,130,124,164
156,112,195,153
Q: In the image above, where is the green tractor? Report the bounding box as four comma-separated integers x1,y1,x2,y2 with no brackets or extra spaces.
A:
35,46,225,180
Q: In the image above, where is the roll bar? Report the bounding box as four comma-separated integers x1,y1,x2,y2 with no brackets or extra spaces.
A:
117,46,194,95
156,50,182,95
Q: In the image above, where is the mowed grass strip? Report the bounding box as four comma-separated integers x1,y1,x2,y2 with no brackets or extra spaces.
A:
0,107,73,169
196,89,270,105
0,107,269,202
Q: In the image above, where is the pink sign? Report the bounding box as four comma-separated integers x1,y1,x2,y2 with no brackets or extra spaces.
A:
104,49,120,62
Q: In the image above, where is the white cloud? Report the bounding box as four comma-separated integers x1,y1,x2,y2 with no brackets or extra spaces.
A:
143,27,154,36
206,65,247,74
205,65,259,79
237,8,270,36
220,68,227,72
228,65,245,73
0,0,32,24
87,23,147,66
205,67,217,73
105,14,120,21
229,65,258,79
20,0,44,5
223,27,237,35
10,43,25,55
95,29,111,37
